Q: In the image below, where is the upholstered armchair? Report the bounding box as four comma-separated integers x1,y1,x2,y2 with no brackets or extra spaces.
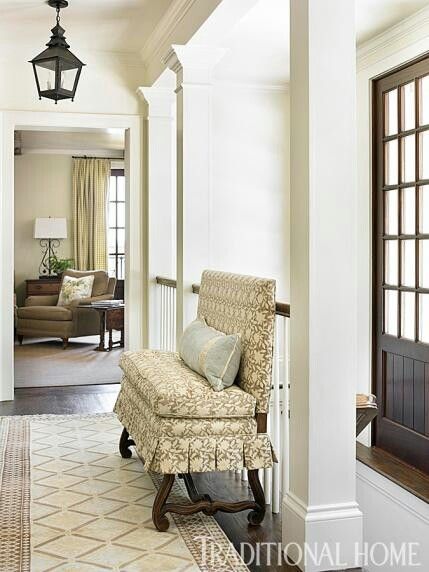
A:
17,269,116,349
115,270,277,531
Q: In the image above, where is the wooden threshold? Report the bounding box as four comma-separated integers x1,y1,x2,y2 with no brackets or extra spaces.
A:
356,442,429,504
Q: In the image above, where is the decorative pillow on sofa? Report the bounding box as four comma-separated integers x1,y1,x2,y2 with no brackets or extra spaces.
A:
179,318,241,391
57,275,94,307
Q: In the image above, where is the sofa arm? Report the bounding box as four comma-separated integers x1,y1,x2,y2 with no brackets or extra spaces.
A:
25,295,58,307
69,294,115,307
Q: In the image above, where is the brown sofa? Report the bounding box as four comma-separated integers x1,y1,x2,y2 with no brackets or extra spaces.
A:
16,270,116,349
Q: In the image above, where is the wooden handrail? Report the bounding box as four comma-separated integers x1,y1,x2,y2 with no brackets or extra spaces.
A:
156,276,177,288
156,276,290,318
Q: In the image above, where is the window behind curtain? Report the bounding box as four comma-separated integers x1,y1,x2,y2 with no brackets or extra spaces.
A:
108,169,125,280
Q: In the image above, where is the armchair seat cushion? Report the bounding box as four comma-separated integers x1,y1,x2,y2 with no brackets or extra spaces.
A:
17,306,73,322
119,349,256,419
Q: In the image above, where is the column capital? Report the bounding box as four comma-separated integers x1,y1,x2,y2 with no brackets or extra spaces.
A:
163,44,227,86
138,87,175,119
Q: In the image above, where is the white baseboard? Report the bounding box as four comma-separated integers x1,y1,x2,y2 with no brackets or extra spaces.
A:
282,492,363,572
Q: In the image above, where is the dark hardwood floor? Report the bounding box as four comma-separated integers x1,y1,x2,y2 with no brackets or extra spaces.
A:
0,384,297,571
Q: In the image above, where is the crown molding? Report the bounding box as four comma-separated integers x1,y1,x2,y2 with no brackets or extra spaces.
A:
212,79,289,93
140,0,197,66
163,44,228,86
357,5,429,72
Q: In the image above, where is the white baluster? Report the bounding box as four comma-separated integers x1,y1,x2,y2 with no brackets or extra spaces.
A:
282,316,290,496
271,315,281,513
264,412,272,505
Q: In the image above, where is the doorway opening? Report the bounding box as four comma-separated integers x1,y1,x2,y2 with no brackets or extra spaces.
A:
13,127,127,389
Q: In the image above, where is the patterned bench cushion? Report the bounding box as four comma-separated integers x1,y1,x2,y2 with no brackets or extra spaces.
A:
119,350,256,419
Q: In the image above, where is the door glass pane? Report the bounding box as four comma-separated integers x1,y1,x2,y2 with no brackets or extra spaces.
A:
385,139,398,185
117,203,125,228
419,131,429,180
385,89,398,135
384,290,398,336
419,240,429,287
402,188,416,235
401,240,415,287
108,203,116,227
401,292,415,340
419,294,429,342
401,82,415,131
117,229,125,253
117,176,125,201
109,176,117,201
385,240,398,285
108,255,116,277
384,190,398,235
402,135,415,183
108,229,116,252
419,75,429,126
419,186,429,233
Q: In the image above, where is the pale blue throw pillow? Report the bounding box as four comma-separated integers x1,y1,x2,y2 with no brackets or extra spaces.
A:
179,318,241,391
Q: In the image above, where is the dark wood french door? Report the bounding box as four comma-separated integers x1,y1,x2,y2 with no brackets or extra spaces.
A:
373,56,429,474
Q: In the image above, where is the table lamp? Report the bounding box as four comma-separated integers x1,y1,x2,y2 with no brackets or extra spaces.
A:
34,217,67,278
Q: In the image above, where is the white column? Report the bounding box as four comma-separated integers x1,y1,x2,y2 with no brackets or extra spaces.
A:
283,2,362,571
164,45,226,342
138,85,176,349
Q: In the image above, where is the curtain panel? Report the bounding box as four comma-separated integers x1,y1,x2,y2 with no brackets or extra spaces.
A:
72,158,110,271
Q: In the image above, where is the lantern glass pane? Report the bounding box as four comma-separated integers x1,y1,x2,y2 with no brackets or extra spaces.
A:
59,62,79,92
35,59,57,91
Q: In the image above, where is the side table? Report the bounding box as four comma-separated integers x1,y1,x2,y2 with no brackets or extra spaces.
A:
79,304,125,352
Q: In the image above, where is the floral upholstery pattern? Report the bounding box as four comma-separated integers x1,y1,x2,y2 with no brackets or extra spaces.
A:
115,382,275,473
114,271,277,474
197,270,276,413
120,350,256,419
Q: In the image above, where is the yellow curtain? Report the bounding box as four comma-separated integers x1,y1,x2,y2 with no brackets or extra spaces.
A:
72,158,110,271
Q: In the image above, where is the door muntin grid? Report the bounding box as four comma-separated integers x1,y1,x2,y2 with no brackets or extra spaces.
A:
382,74,429,343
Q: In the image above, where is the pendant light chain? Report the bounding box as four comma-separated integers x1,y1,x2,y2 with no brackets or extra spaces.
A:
56,5,61,26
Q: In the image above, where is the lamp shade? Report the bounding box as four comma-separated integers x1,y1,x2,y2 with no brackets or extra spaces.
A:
34,218,67,239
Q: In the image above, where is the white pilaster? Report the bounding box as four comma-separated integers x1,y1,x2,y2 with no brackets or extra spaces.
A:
138,84,176,350
283,1,362,571
164,44,226,342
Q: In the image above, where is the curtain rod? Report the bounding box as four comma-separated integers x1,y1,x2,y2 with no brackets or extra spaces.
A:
72,155,124,160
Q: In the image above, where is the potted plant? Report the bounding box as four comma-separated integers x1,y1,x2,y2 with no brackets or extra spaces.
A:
49,257,74,278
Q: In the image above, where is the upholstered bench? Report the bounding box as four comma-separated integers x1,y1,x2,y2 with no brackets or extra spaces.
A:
115,270,277,531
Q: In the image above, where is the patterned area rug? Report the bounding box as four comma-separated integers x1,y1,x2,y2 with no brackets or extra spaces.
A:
0,414,248,572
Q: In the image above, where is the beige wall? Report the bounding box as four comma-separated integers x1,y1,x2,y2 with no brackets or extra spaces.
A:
14,154,73,306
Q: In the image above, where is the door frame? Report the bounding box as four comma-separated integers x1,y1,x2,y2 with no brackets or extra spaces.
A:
0,110,148,401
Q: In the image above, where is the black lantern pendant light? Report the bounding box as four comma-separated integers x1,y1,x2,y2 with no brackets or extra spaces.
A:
30,0,85,103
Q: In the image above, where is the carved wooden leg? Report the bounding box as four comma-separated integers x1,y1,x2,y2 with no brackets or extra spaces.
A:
62,338,69,349
119,427,135,459
247,469,266,525
153,474,175,531
17,335,24,345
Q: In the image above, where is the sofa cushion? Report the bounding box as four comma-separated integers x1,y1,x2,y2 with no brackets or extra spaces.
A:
17,306,73,321
120,350,256,419
62,270,109,297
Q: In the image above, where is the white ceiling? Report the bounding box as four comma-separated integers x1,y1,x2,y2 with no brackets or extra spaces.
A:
1,0,428,87
17,129,125,156
0,0,173,53
215,0,429,86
